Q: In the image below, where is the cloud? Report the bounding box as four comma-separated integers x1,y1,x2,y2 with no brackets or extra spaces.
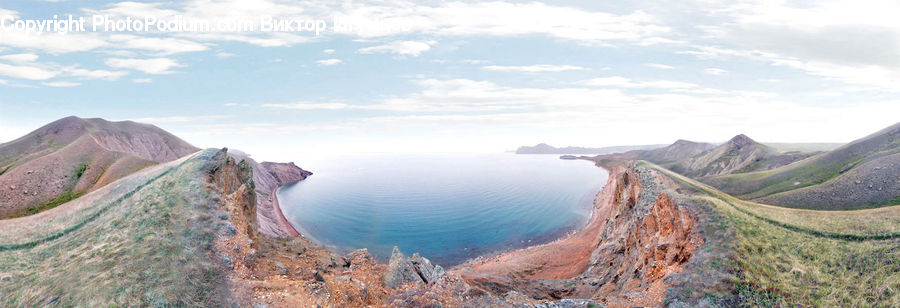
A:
335,1,671,45
42,81,82,87
130,115,232,123
64,67,128,81
263,102,351,110
482,64,586,72
644,63,674,69
704,68,727,75
316,59,343,66
105,58,182,74
107,35,209,55
133,78,153,83
0,53,39,63
377,78,631,112
323,49,336,54
0,63,57,80
692,0,900,89
577,76,697,89
215,52,236,58
358,41,433,56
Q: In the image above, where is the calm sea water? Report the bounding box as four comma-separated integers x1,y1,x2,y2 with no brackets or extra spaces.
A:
278,153,608,267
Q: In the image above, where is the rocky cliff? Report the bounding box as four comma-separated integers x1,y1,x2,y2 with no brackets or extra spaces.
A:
458,163,704,306
225,150,312,238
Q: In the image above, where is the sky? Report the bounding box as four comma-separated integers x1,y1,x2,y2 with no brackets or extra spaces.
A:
1,0,899,162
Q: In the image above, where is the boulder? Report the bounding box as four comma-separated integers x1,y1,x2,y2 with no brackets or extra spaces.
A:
410,253,442,285
382,246,424,289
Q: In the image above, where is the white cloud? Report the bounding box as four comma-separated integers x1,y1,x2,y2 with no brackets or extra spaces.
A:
131,115,232,123
42,81,82,87
644,63,674,69
107,35,209,55
578,76,697,89
133,78,153,83
0,53,39,63
693,0,900,90
316,59,343,66
64,67,128,81
323,49,336,54
335,1,671,45
215,52,236,58
482,64,586,73
358,41,433,56
105,58,182,74
0,63,57,80
263,102,351,110
704,68,727,75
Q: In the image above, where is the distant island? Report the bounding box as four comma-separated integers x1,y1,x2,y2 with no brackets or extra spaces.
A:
515,143,666,154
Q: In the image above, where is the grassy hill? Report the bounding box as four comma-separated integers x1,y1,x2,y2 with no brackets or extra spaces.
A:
702,122,900,209
0,116,198,218
0,150,230,306
641,161,900,306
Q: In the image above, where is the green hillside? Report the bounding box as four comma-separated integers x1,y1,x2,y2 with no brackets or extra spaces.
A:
702,122,900,209
0,150,231,306
642,161,900,306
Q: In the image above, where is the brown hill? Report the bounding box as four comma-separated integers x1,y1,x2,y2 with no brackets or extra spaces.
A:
0,116,198,218
669,134,813,177
587,139,716,169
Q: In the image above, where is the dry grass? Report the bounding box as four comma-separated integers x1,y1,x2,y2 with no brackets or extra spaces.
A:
0,150,233,307
641,161,900,306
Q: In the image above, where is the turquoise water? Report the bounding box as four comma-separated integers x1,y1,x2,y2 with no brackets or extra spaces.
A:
278,153,608,267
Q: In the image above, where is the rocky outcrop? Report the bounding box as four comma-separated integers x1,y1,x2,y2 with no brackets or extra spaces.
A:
383,246,445,289
225,150,312,238
575,165,702,305
459,164,703,306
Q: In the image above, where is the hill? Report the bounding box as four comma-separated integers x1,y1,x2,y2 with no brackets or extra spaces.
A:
763,142,844,153
703,122,900,209
639,160,900,306
0,116,198,218
515,143,665,154
669,134,814,177
586,139,715,169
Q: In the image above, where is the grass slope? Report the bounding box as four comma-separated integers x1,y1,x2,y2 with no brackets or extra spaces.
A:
0,149,233,306
703,122,900,209
642,161,900,306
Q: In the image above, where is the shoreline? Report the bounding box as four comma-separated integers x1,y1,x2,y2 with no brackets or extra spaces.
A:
452,165,615,279
271,186,301,237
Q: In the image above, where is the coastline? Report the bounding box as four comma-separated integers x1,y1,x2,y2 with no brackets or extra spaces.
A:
452,165,616,279
271,186,300,237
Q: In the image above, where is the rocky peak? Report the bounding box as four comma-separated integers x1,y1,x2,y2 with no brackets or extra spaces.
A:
728,134,756,148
